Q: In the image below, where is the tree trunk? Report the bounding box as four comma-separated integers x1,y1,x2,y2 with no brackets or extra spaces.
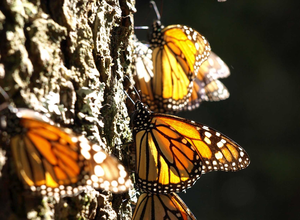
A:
0,0,136,219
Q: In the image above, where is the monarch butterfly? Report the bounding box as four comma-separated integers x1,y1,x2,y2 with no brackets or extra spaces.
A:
133,1,211,113
133,41,230,113
184,51,230,111
132,192,196,220
132,100,250,194
0,89,131,197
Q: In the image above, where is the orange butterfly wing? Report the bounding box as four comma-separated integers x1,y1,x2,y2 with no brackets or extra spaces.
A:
11,117,83,191
4,108,131,196
133,101,250,193
154,114,250,174
132,192,196,220
134,22,211,113
185,51,230,110
134,111,202,193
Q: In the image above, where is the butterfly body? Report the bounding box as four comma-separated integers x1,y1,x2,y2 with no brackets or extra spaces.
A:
132,101,250,194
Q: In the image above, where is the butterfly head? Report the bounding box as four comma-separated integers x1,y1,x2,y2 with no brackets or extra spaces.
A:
152,20,163,32
0,88,20,137
149,20,165,48
134,100,146,111
131,101,152,133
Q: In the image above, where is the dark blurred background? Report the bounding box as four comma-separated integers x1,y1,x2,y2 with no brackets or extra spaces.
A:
134,0,300,219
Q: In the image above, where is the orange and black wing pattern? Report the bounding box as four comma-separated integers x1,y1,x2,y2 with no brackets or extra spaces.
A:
1,108,131,196
144,21,211,113
185,52,230,110
132,192,196,220
132,101,249,193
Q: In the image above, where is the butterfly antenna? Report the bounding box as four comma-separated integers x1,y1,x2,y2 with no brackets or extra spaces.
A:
123,90,135,105
123,75,142,101
0,87,9,102
150,1,161,21
132,86,142,101
0,87,10,111
134,26,149,30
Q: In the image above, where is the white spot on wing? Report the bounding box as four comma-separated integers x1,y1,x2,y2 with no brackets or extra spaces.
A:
94,151,107,163
94,165,105,177
215,151,223,160
217,141,224,148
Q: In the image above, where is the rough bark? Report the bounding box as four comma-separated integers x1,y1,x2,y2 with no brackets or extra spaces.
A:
0,0,136,219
